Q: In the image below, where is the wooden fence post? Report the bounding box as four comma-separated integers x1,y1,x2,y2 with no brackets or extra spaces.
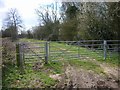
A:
16,43,20,67
16,43,24,73
45,42,49,64
103,40,107,60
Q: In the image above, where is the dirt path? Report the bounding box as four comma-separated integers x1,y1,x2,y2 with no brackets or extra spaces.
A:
99,63,119,79
56,64,119,89
85,57,119,80
55,57,119,89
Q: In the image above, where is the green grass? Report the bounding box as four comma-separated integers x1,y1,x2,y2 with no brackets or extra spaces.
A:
68,59,106,75
19,38,44,42
44,61,64,74
3,62,57,88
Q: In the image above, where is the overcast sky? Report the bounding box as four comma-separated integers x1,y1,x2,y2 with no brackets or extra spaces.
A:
0,0,60,30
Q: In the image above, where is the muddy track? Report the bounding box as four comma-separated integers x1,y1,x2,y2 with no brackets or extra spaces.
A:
55,58,119,89
82,56,119,80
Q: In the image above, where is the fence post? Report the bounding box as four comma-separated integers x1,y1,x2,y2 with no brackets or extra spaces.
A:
45,42,49,64
16,43,24,73
16,43,20,67
78,41,80,58
103,40,107,60
22,44,25,66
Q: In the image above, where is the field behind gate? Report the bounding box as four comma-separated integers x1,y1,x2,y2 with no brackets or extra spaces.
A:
3,38,119,88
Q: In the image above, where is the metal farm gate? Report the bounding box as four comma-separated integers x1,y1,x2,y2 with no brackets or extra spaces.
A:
16,42,49,65
49,40,103,61
49,40,119,61
16,40,119,65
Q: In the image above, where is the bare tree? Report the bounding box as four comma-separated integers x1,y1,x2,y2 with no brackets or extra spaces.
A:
35,3,60,40
3,8,23,41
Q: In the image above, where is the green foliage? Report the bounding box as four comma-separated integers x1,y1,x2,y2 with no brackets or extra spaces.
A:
60,4,79,41
32,21,59,41
27,30,33,39
107,2,120,40
77,3,102,39
60,19,78,41
66,5,79,19
3,62,57,88
60,2,119,40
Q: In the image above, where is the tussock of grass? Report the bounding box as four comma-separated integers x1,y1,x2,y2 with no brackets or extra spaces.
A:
68,59,105,75
44,61,64,74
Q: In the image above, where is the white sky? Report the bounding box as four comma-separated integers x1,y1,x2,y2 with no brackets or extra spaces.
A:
0,0,60,30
